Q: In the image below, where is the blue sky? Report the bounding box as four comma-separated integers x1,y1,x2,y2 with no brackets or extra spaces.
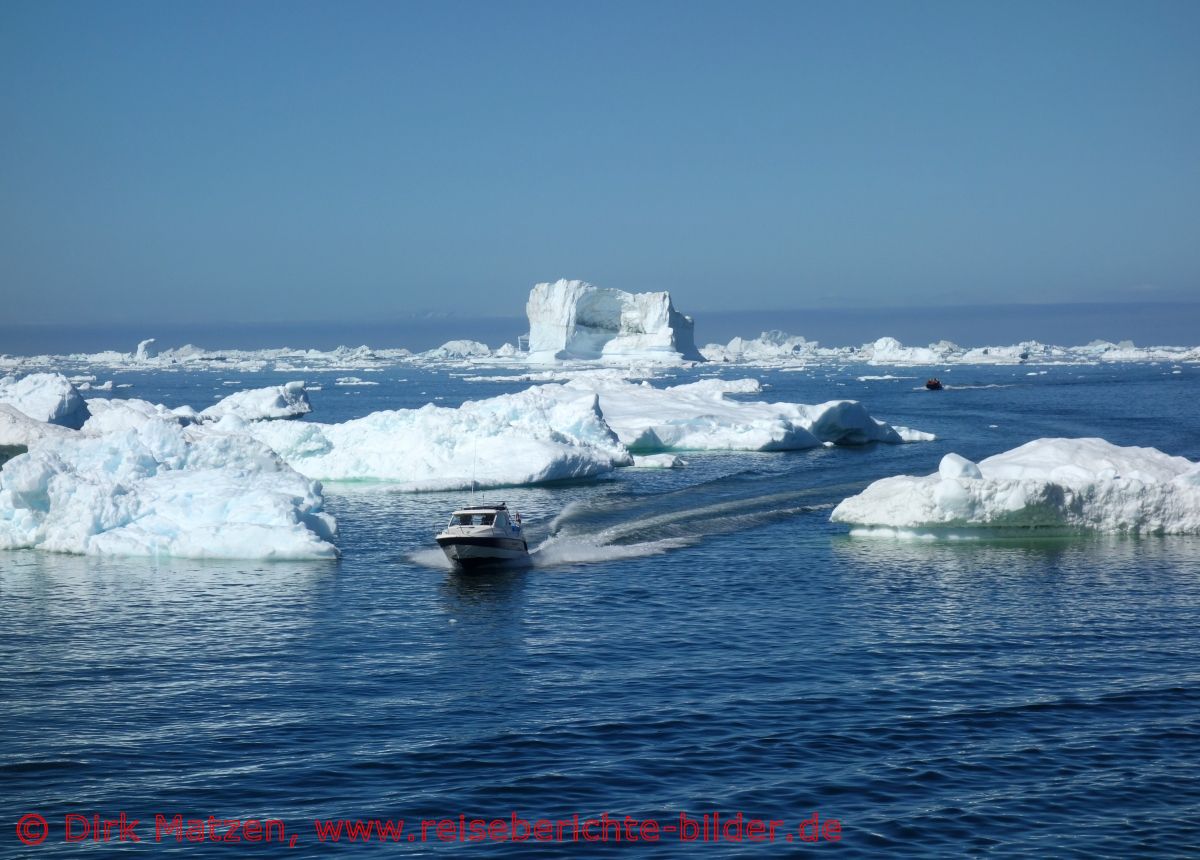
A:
2,0,1197,323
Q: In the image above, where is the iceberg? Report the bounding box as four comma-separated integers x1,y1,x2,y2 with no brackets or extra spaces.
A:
861,336,955,365
201,381,312,421
0,372,90,428
240,385,631,488
421,340,493,360
0,411,337,559
700,330,815,363
831,438,1200,535
557,376,933,452
526,279,704,363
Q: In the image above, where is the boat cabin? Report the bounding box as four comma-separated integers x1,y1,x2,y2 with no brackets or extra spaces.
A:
445,503,517,532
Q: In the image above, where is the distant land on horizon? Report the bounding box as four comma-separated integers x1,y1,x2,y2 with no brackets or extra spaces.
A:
3,300,1198,357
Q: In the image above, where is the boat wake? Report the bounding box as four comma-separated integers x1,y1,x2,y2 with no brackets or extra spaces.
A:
409,472,858,570
525,476,858,568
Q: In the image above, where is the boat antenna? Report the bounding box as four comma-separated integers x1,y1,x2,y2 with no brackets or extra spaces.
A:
470,439,477,506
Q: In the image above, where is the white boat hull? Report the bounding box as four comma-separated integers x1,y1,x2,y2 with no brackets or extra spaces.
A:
436,535,528,568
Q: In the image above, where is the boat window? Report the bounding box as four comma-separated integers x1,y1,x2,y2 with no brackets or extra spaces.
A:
456,514,473,526
480,514,495,525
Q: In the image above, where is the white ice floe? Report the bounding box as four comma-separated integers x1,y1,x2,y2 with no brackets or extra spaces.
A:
0,373,91,428
697,332,1200,368
240,385,631,488
700,330,814,363
556,377,933,452
832,438,1200,535
201,381,312,421
334,376,380,386
632,454,687,468
0,411,337,559
526,279,704,363
421,340,493,360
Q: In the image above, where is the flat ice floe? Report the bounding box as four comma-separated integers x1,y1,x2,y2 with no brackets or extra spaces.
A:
239,385,631,488
555,376,933,452
0,409,338,559
832,438,1200,535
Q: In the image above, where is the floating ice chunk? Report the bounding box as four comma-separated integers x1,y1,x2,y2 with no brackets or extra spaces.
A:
201,381,312,421
135,338,157,360
77,380,113,392
0,415,337,558
0,372,90,428
242,385,631,488
526,279,703,363
422,340,492,359
862,336,956,365
701,330,815,363
632,454,686,468
832,438,1200,534
334,376,379,386
552,377,932,452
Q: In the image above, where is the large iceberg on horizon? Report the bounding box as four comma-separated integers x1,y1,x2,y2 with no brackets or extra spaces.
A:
526,279,704,363
832,438,1200,535
0,412,338,559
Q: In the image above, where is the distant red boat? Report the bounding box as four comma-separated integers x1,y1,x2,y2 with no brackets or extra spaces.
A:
925,378,943,390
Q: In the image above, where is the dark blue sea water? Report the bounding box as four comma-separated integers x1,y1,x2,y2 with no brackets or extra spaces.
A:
3,361,1199,856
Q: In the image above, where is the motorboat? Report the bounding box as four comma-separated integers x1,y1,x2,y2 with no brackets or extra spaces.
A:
925,378,944,390
435,502,528,568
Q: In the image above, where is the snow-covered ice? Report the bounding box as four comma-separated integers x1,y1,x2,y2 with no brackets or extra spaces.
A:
526,279,704,363
554,376,933,452
632,454,687,468
421,340,493,360
201,381,312,421
698,332,1200,368
240,385,631,488
334,376,379,386
832,438,1200,535
0,410,337,559
0,404,75,450
700,330,814,363
0,373,91,428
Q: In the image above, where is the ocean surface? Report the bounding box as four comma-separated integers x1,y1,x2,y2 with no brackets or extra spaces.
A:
3,360,1199,856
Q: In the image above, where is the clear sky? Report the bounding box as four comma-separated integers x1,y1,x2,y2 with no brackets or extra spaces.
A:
2,0,1197,324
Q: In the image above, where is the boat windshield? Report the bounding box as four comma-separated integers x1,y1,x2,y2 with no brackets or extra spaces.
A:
452,513,495,527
